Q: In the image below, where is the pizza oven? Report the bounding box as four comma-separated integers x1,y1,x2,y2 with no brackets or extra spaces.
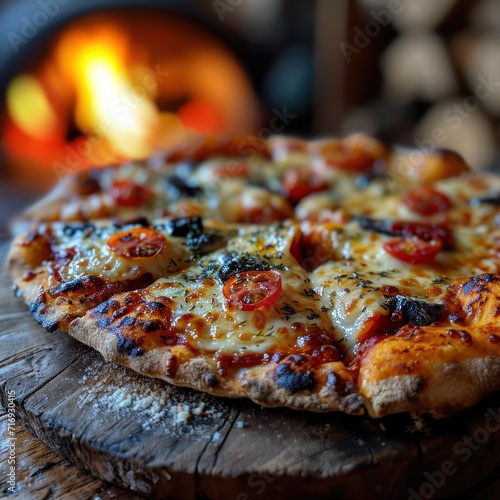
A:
0,0,265,188
1,1,355,195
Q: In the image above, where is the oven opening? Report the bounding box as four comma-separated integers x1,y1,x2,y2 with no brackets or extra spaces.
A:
2,8,261,188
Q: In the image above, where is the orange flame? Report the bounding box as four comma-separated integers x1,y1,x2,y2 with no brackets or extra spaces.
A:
4,11,261,185
55,25,158,158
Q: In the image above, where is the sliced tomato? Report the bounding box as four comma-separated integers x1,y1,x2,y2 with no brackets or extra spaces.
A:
223,270,282,310
110,180,154,207
403,186,452,215
327,151,376,171
389,220,454,250
282,167,328,203
313,140,379,172
383,238,442,264
108,228,166,259
213,161,250,178
243,206,293,224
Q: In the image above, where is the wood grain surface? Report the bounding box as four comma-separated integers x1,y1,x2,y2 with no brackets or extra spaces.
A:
0,412,140,499
1,239,500,499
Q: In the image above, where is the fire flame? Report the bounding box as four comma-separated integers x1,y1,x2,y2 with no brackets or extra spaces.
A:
6,75,58,139
56,25,158,158
3,12,260,183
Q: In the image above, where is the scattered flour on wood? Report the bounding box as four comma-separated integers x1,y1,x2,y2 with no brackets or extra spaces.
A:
78,364,224,432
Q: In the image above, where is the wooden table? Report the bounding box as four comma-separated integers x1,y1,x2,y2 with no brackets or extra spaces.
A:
1,239,500,499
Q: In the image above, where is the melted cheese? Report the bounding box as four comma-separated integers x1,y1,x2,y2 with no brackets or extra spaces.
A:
49,222,193,282
148,224,334,356
309,220,500,354
36,139,500,363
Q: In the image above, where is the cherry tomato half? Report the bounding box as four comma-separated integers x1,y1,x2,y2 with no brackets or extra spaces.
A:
282,167,328,203
108,228,166,259
388,220,454,250
311,135,387,172
327,151,376,171
213,161,250,178
402,186,452,216
223,270,282,311
110,180,154,207
383,238,442,264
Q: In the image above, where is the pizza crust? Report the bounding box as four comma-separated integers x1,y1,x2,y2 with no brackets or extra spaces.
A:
389,148,470,184
7,225,156,332
9,242,113,332
12,173,80,233
362,357,500,418
69,313,365,415
358,324,500,418
7,230,62,331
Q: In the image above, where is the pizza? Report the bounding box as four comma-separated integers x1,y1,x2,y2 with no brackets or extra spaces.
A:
8,133,500,419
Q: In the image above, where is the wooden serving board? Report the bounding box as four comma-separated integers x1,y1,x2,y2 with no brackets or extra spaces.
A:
1,240,500,499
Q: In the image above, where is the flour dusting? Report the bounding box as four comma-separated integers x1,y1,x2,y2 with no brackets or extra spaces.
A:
77,362,225,433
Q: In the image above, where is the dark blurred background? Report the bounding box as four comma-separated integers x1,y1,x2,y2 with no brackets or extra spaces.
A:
1,0,500,233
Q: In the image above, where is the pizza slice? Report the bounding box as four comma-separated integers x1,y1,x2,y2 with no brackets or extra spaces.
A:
305,209,500,417
8,217,230,332
68,222,364,414
358,273,500,417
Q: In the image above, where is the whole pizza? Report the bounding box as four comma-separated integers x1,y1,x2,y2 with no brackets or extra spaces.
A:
8,133,500,419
